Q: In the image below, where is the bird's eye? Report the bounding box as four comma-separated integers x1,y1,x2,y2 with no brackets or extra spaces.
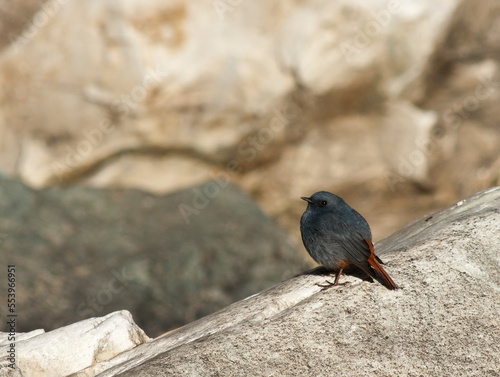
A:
320,200,327,206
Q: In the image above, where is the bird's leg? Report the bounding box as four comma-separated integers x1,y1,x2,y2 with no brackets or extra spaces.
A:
316,268,346,290
333,267,344,285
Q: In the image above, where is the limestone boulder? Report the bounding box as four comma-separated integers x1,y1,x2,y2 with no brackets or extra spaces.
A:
0,0,455,189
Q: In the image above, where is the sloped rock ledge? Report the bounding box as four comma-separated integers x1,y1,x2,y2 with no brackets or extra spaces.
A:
91,186,500,377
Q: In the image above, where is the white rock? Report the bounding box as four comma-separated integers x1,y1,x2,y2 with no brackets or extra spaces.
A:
0,329,44,347
381,100,437,187
0,311,149,377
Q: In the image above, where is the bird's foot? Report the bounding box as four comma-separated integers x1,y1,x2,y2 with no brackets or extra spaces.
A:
316,280,348,291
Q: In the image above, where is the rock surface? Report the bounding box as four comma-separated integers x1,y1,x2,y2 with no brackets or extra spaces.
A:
81,187,499,377
0,177,305,337
1,0,499,240
0,311,148,377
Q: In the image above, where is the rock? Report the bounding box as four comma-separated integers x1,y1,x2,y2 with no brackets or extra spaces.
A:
0,0,45,51
0,0,453,192
0,0,294,190
77,187,499,377
414,0,500,200
0,177,306,337
0,311,148,377
380,100,438,189
3,0,500,242
0,329,44,377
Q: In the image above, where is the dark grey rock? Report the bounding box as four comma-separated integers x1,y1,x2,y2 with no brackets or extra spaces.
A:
0,177,306,337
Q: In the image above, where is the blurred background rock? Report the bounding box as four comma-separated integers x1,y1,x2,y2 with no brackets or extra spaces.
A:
0,0,499,336
0,177,305,336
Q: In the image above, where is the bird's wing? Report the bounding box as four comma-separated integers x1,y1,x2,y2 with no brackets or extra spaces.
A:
321,219,372,266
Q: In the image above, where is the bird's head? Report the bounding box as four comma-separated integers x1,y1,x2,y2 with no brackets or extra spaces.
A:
300,191,345,212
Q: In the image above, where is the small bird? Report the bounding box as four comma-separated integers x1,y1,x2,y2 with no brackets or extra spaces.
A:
300,191,397,290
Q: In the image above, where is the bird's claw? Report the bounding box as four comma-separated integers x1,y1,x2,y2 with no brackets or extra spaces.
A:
316,280,348,291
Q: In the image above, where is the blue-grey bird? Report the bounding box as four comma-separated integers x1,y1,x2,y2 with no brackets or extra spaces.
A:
300,191,397,290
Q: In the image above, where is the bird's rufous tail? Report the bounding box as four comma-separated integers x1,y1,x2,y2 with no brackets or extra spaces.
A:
366,239,398,290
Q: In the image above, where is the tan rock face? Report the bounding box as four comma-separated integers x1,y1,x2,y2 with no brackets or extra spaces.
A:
0,0,499,238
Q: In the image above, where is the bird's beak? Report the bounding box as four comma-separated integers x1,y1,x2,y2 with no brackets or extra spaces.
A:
301,196,313,203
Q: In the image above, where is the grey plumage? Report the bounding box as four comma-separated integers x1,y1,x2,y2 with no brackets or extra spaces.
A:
300,191,397,289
